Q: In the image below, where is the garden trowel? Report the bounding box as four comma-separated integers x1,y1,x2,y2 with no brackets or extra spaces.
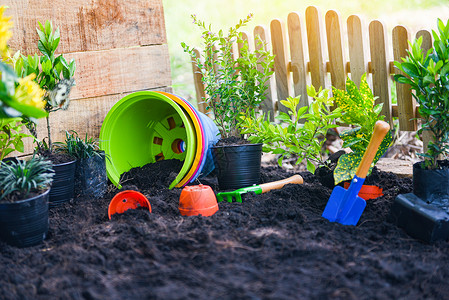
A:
322,120,390,225
216,175,303,203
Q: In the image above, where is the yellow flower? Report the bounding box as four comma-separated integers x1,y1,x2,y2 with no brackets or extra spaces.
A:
14,74,46,110
0,6,13,58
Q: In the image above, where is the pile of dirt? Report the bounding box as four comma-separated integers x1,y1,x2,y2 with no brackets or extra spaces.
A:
0,161,448,300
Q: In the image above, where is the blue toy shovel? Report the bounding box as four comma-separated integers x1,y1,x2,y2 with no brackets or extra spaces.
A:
322,120,390,225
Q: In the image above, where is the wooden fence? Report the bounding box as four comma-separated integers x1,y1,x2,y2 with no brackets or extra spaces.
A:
5,0,172,154
192,6,434,132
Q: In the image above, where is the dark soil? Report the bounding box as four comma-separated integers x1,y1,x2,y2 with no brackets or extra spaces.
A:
40,151,76,165
1,160,449,300
214,136,251,146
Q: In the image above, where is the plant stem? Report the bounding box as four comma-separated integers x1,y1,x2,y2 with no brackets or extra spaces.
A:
46,115,52,152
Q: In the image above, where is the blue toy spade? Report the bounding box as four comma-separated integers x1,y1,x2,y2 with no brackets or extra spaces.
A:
322,121,390,225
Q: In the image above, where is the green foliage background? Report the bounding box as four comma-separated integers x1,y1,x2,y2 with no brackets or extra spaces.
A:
162,0,447,104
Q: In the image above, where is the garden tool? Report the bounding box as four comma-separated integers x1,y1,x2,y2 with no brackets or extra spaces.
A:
216,175,303,203
322,120,390,226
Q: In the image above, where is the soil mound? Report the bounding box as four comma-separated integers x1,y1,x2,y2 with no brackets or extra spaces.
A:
1,161,448,300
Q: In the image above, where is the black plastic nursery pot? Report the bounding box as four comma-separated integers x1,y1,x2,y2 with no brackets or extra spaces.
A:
49,159,77,207
212,143,263,190
74,153,107,198
391,161,449,243
0,189,50,247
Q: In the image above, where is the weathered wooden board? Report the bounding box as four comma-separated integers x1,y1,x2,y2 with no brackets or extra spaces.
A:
287,12,308,108
305,6,326,90
66,45,171,100
254,25,275,117
5,0,167,54
5,0,172,156
271,19,291,112
393,25,416,131
347,15,368,87
369,20,392,126
325,10,346,91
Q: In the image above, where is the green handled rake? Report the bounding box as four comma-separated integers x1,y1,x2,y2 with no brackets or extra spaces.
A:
216,175,304,203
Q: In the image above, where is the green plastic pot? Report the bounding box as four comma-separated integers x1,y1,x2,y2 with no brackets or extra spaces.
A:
100,91,196,189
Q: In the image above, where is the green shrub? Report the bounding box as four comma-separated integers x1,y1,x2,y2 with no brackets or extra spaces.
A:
394,18,449,169
333,74,392,184
54,130,103,159
0,156,54,200
181,14,274,139
240,86,341,173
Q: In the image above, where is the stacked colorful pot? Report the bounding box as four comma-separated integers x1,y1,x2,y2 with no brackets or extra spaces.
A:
99,91,220,189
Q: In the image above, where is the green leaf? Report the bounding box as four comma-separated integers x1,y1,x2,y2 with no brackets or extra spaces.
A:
306,160,315,173
400,62,420,77
334,152,363,184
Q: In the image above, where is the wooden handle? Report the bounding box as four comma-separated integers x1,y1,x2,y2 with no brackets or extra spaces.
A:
355,120,390,178
260,175,303,193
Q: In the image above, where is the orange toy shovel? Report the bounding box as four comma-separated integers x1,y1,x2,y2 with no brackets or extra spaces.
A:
322,121,390,225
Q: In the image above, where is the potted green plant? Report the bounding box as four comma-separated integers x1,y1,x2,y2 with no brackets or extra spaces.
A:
182,14,274,190
240,85,342,176
391,18,449,242
0,6,47,162
0,6,53,248
14,20,77,206
0,156,54,247
332,74,392,198
54,131,107,198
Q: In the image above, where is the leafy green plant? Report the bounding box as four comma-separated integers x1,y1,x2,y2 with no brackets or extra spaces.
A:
181,14,274,139
394,18,449,169
0,118,32,161
54,130,104,159
14,20,76,152
0,156,54,201
332,74,392,184
0,6,47,120
240,86,341,173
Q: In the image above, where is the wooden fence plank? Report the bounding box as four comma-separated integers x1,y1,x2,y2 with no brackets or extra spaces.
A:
254,25,275,117
5,0,167,54
192,49,208,113
417,30,432,53
287,12,308,108
325,10,346,91
369,20,392,126
270,19,291,113
238,31,251,54
416,30,433,154
64,45,171,100
306,6,326,90
347,15,367,87
393,25,416,131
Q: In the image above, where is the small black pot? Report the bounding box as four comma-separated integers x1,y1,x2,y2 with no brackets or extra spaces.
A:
212,143,262,190
49,159,77,207
74,153,107,198
413,160,449,206
0,189,50,247
390,160,449,243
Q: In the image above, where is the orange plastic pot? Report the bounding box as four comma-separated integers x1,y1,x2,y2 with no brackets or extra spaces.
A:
343,182,383,200
108,190,151,219
178,184,218,217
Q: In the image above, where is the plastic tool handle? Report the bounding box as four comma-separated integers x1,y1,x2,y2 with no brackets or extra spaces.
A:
355,120,390,179
259,175,303,193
